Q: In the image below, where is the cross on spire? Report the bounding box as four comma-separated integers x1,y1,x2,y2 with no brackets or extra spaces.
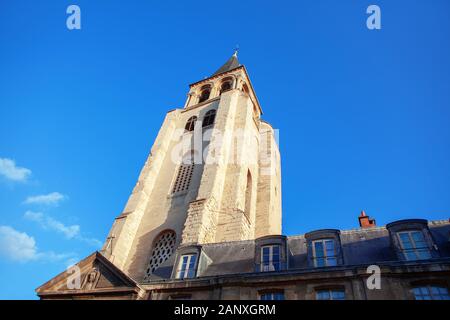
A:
233,45,240,57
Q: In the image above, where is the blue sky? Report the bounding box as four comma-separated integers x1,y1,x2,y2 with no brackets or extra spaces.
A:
1,0,449,299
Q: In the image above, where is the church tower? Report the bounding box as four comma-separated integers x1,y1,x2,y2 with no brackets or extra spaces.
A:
101,53,282,281
36,53,450,302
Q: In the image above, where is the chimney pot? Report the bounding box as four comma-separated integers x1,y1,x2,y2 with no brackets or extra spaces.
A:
358,210,376,228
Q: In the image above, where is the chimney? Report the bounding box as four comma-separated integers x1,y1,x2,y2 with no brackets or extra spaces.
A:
358,210,376,228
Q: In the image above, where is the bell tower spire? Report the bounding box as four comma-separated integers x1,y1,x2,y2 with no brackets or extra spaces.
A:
211,51,241,76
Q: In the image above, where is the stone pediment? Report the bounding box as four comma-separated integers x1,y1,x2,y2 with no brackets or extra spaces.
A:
36,251,142,299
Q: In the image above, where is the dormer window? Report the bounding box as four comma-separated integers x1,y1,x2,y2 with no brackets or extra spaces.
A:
386,219,437,262
176,253,197,279
312,239,337,267
398,231,432,261
255,235,287,272
202,109,216,127
305,229,343,268
172,245,204,280
185,116,197,132
198,87,211,103
261,245,281,272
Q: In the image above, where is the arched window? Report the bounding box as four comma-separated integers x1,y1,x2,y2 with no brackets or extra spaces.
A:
202,109,216,127
185,116,197,132
145,230,176,277
220,78,233,94
198,87,211,103
244,170,253,220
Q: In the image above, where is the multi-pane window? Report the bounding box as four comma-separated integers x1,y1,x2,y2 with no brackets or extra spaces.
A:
260,292,284,300
316,289,345,300
185,116,197,132
398,231,432,261
202,110,216,127
172,164,194,194
413,286,450,300
176,254,197,279
312,239,337,267
261,245,281,272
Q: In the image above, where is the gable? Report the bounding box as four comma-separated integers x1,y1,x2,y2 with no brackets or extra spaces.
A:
36,252,141,299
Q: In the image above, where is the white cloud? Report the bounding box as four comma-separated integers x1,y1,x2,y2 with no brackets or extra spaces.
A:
0,225,38,262
22,210,44,221
24,211,102,248
24,211,79,239
24,192,66,206
0,158,31,182
46,217,80,239
0,225,77,264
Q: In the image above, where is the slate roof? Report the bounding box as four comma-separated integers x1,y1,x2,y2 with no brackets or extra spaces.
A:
144,220,450,282
212,52,241,76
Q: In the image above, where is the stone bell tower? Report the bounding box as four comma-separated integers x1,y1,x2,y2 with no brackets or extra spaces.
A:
101,52,282,280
